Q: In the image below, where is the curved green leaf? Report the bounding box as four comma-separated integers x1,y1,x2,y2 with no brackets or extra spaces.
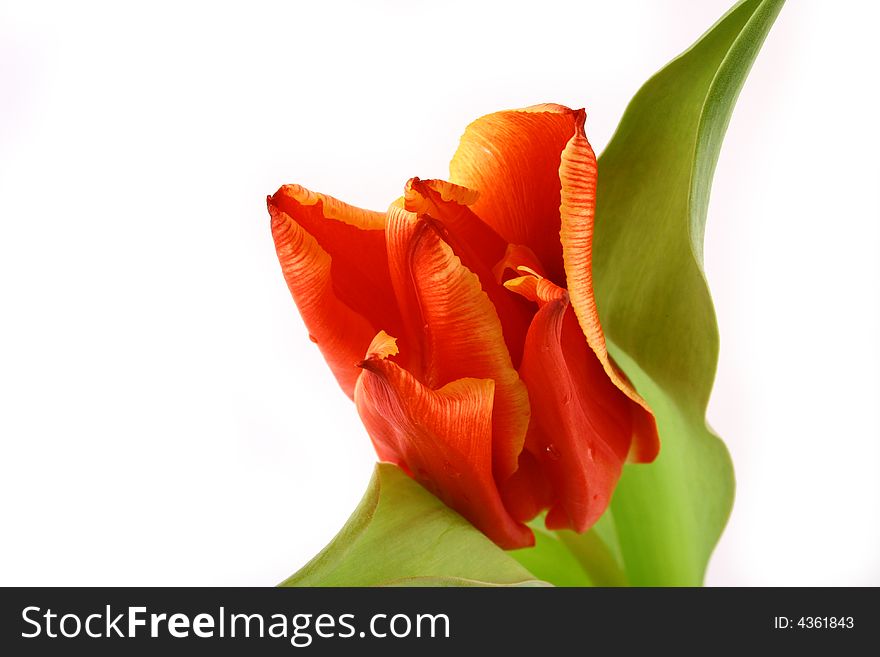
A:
591,0,785,585
510,525,594,587
510,513,627,587
280,463,546,587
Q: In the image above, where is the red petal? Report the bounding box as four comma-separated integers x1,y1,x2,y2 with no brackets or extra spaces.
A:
499,449,553,524
268,184,405,344
269,203,376,397
385,207,530,482
448,104,581,283
403,177,532,367
506,271,650,532
557,116,660,462
403,178,504,269
355,333,533,549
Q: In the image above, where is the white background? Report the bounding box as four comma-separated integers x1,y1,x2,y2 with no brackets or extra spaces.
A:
1,0,877,586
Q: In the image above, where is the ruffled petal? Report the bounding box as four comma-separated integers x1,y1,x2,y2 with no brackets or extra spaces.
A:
448,104,581,283
403,177,532,367
557,116,660,462
385,207,530,482
269,203,376,397
268,184,405,343
403,178,502,269
506,271,653,532
354,332,533,549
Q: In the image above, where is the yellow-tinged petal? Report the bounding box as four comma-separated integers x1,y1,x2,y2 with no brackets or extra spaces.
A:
365,329,399,360
558,115,659,462
274,183,386,230
449,104,582,283
493,243,548,284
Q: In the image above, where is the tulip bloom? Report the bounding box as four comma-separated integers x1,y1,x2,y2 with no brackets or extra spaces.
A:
268,104,659,549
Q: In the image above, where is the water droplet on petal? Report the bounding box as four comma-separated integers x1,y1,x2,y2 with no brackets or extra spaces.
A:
545,444,561,460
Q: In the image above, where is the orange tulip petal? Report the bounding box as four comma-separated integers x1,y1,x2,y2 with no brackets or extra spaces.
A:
557,115,660,463
403,178,499,257
268,184,405,343
493,244,548,284
449,104,581,283
385,208,530,482
403,177,532,367
383,205,429,375
354,333,533,549
507,271,645,532
269,204,377,397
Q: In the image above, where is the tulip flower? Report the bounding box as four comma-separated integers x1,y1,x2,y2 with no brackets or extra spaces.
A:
268,104,659,549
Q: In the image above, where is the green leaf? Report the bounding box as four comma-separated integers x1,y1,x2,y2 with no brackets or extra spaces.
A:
280,463,547,587
591,0,785,585
510,525,594,587
510,513,628,587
